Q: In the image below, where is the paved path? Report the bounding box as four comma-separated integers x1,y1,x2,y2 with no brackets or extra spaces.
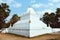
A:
0,33,60,40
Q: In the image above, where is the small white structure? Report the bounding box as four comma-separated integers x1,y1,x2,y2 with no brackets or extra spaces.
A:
7,7,53,37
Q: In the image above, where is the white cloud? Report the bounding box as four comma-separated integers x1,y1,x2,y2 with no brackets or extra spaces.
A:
49,0,60,3
6,0,22,8
31,0,36,3
55,3,60,8
12,3,22,8
6,0,15,3
0,0,15,4
32,3,43,8
42,9,54,13
37,9,54,17
48,3,54,6
31,3,54,9
0,0,22,8
0,0,5,4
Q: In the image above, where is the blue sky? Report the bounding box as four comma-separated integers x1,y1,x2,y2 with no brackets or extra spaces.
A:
0,0,60,20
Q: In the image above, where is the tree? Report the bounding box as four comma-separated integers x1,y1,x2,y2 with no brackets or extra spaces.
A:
0,3,10,21
42,12,50,26
0,3,20,29
56,8,60,17
10,14,20,26
41,8,60,28
49,13,58,23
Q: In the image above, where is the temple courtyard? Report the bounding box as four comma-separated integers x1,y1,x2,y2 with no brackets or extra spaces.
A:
0,33,60,40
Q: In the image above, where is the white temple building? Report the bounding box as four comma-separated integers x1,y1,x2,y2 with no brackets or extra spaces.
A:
2,7,60,37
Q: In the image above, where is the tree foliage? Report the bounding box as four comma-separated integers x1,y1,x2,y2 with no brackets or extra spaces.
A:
41,8,60,28
10,14,20,26
0,3,20,29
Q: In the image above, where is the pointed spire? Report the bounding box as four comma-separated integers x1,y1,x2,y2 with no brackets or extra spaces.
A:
26,6,37,14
